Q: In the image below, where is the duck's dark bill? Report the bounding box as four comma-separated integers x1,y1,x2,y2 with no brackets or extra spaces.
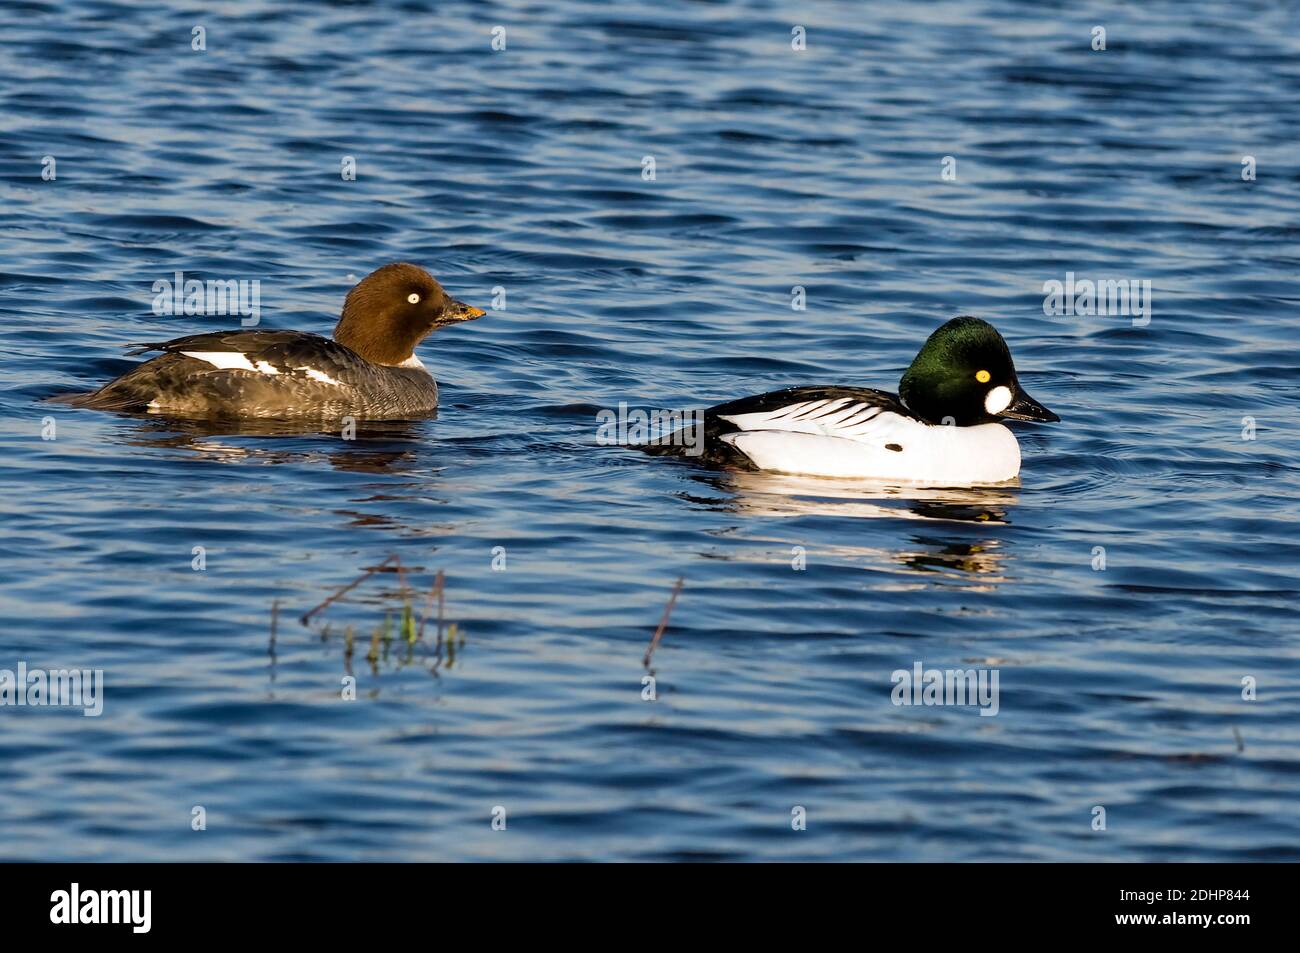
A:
1002,388,1059,423
447,300,486,321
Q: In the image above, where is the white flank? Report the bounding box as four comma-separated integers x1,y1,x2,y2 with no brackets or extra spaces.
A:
984,385,1012,415
722,424,1020,484
181,351,257,371
718,399,1022,484
298,367,341,385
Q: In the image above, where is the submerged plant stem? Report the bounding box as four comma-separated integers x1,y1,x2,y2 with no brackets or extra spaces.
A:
643,576,684,669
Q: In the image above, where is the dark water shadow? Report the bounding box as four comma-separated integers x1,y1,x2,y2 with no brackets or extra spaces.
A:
97,410,436,473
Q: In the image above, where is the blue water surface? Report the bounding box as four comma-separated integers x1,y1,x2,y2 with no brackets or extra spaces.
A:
1,0,1298,861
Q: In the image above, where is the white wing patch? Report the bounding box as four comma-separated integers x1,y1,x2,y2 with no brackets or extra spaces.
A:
298,367,341,386
182,351,258,372
180,351,342,386
718,398,902,442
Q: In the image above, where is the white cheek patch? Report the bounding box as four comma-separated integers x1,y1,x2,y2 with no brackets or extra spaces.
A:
984,385,1013,415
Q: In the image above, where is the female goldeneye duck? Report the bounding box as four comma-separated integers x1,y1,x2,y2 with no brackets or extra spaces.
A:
64,263,484,419
701,316,1059,484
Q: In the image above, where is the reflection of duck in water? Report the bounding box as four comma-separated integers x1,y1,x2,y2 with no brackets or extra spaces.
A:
684,318,1058,485
898,538,1006,577
112,415,429,473
696,469,1016,524
680,469,1014,582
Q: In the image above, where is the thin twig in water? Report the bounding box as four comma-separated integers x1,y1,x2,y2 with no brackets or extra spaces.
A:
437,570,446,645
430,572,449,673
417,569,445,642
300,554,398,625
1233,725,1245,753
643,576,684,668
269,599,279,683
392,553,412,604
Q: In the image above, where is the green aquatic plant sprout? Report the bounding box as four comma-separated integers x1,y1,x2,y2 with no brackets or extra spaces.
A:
289,556,463,678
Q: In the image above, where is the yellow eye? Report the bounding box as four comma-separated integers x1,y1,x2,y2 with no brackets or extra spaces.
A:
407,293,421,304
975,369,991,383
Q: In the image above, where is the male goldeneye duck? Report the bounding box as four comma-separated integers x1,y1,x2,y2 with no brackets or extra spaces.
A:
63,262,484,419
700,317,1059,485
